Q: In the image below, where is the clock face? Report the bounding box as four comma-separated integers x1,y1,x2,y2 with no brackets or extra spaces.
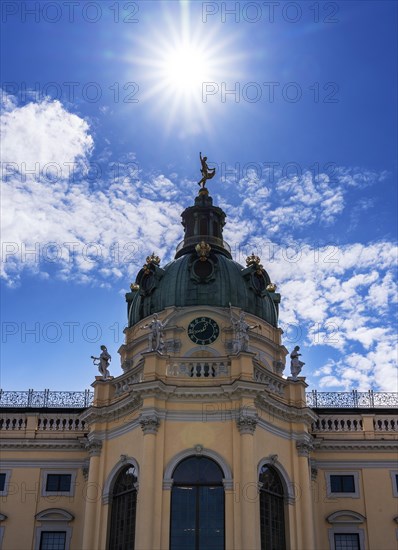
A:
188,317,220,345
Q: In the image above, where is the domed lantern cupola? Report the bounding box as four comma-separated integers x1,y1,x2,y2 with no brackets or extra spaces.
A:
175,189,232,259
125,154,280,328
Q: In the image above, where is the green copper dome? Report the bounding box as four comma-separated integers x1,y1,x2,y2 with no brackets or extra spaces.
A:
126,191,280,327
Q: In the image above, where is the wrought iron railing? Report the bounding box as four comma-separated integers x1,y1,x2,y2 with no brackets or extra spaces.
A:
1,389,397,409
0,389,94,408
306,390,398,409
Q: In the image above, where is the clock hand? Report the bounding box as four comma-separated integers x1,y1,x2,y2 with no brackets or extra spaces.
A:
194,323,209,334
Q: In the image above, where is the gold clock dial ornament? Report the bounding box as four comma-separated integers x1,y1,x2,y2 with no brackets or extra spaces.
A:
188,317,220,345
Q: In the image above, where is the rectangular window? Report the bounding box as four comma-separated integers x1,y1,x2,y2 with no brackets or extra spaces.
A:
330,475,355,493
45,474,71,492
389,470,398,497
39,531,66,550
0,473,6,492
334,533,359,550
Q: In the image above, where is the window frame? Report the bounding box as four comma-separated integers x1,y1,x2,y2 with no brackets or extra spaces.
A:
0,470,12,496
41,470,77,497
390,470,398,497
328,526,365,550
0,513,7,549
169,456,225,550
108,464,138,550
39,530,67,550
325,471,360,499
34,509,73,550
259,464,287,550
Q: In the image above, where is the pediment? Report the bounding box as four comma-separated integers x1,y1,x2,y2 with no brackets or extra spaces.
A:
35,508,74,522
327,510,365,524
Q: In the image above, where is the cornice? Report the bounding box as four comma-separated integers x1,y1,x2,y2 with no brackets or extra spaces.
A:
80,394,142,424
0,439,86,451
0,459,87,468
255,393,317,426
126,378,269,401
313,459,398,468
313,439,398,452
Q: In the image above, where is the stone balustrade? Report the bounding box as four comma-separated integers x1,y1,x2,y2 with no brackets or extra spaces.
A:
0,412,87,433
253,365,285,396
373,416,398,431
0,415,28,431
311,415,363,432
37,415,87,431
113,367,144,396
166,360,229,378
311,413,398,435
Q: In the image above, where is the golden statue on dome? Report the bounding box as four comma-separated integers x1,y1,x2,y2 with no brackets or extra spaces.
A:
198,152,216,189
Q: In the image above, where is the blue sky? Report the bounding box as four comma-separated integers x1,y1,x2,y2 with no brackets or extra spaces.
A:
1,0,397,392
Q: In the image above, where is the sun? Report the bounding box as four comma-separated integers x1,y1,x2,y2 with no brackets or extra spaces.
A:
161,44,210,95
124,3,245,133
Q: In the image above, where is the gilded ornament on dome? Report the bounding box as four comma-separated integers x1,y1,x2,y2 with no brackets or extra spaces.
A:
130,283,140,291
195,241,211,261
146,252,161,265
266,283,277,292
246,252,262,268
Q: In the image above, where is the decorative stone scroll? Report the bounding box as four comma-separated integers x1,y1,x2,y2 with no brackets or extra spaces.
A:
236,413,258,435
139,415,160,435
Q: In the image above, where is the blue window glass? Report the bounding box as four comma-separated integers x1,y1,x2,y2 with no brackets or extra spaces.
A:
0,473,6,492
259,465,286,550
330,475,355,493
45,474,71,492
170,456,225,550
108,466,137,550
334,533,360,549
39,531,66,550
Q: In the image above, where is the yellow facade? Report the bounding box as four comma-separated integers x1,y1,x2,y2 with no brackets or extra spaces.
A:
1,304,397,550
1,193,397,550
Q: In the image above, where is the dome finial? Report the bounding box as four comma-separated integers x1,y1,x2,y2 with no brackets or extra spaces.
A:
197,151,216,190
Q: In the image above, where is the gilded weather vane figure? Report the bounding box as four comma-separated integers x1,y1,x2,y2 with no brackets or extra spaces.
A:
198,152,216,188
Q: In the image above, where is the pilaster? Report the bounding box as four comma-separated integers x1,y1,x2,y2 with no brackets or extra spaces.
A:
135,413,160,550
81,438,102,550
236,411,258,549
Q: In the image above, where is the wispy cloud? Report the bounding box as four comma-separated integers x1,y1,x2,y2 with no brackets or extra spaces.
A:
1,94,397,391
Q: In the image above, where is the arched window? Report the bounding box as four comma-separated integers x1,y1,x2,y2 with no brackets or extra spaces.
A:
170,456,225,550
108,466,137,550
259,465,286,550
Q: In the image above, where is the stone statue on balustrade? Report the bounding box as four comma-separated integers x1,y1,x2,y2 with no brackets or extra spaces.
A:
290,346,305,378
140,313,168,353
91,345,111,379
230,308,258,353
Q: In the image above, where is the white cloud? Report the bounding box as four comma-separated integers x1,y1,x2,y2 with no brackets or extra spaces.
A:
0,96,185,285
1,94,396,392
1,98,93,175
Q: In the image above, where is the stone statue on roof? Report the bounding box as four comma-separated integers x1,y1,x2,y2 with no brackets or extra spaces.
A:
230,308,259,353
91,345,111,379
198,152,216,188
140,313,168,353
290,346,305,378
